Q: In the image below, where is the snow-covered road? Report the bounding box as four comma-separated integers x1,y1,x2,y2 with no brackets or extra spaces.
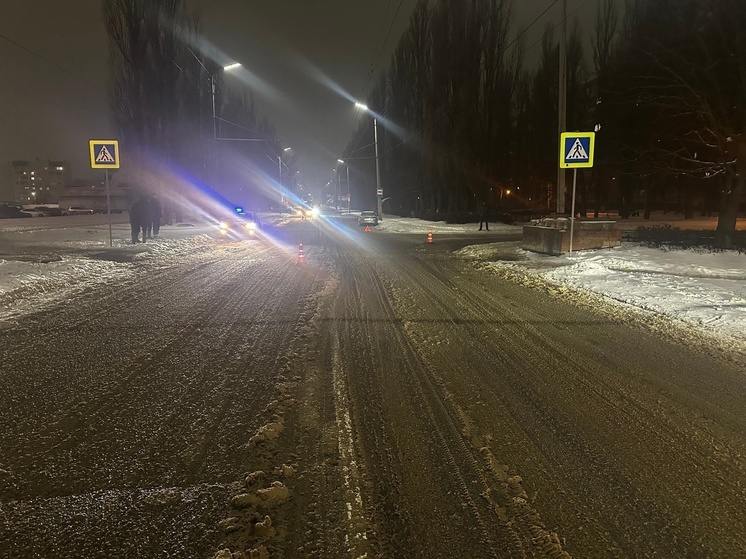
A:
2,213,744,351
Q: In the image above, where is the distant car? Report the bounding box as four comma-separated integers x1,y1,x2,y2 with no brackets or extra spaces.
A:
0,205,31,218
20,208,46,217
32,206,67,217
66,206,94,215
358,211,379,227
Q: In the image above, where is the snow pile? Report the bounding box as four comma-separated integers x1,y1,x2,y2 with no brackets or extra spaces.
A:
388,217,741,350
0,257,135,314
0,223,217,322
473,245,746,349
543,248,746,341
376,215,520,234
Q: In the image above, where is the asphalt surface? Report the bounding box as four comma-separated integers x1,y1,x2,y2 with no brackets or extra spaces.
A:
1,215,744,558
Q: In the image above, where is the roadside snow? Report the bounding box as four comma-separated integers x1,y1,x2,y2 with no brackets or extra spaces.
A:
0,221,216,323
378,214,745,350
376,215,519,234
459,243,746,349
541,247,746,343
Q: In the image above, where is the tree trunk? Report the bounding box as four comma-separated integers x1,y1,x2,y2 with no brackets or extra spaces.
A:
716,175,744,248
644,181,652,219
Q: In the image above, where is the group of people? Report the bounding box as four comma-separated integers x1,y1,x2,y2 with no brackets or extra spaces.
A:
129,195,162,244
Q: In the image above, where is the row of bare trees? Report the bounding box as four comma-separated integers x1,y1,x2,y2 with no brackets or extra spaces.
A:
341,0,744,243
101,0,283,211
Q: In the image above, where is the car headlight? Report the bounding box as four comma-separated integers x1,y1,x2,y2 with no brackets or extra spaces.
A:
310,207,320,218
219,221,229,230
245,221,257,230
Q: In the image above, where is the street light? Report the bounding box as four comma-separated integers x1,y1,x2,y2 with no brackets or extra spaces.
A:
185,47,241,188
279,146,291,184
354,102,381,219
338,159,350,213
211,62,242,140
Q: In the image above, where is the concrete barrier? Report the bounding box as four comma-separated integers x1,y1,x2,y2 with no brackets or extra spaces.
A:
522,219,621,255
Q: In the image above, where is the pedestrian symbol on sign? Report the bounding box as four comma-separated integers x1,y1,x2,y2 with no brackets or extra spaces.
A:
95,145,116,163
89,140,120,169
566,138,589,161
559,132,594,169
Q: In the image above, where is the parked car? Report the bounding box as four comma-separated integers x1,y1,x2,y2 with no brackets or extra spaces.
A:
0,205,31,218
358,210,379,227
66,206,94,215
32,206,68,217
20,208,46,217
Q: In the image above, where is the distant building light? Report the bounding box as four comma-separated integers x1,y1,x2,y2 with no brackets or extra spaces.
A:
56,166,64,171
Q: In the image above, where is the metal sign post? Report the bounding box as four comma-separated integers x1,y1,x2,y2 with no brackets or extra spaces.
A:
89,140,120,247
559,132,595,254
105,170,112,247
569,169,578,253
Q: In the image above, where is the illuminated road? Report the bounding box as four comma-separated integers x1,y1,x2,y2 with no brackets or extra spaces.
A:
1,216,744,558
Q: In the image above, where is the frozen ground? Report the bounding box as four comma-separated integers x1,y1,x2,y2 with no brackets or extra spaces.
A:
0,221,215,324
376,215,519,234
375,214,745,351
2,212,744,351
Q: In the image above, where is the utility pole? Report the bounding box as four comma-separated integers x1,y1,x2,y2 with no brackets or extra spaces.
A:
374,118,382,220
556,0,567,214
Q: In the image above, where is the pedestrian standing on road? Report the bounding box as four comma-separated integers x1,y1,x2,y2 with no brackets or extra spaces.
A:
144,196,160,239
479,201,490,231
151,197,162,236
129,196,149,244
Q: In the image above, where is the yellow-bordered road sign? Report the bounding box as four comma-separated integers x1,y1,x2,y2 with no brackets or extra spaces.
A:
89,140,120,169
560,132,595,168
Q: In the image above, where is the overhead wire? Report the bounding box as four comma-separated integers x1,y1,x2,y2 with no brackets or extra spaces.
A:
520,0,595,57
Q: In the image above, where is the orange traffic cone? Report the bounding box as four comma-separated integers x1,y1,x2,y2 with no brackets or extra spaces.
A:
427,230,433,244
364,225,371,232
297,243,306,264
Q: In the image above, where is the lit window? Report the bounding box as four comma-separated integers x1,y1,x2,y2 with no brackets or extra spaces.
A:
56,166,64,171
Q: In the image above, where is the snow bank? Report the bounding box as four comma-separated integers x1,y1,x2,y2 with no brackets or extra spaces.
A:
376,215,520,234
466,244,746,350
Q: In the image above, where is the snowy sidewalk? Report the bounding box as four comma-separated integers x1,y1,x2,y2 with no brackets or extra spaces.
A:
461,243,746,351
375,215,746,350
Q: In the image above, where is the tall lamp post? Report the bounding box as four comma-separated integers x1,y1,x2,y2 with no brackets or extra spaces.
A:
279,146,291,185
214,62,242,139
185,47,241,186
338,159,350,213
354,102,382,220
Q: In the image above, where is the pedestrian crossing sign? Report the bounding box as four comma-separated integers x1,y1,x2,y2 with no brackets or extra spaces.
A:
560,132,595,168
89,140,120,169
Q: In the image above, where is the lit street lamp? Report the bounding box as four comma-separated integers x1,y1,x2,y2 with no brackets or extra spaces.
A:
185,47,241,187
210,62,241,140
279,146,291,184
355,102,382,220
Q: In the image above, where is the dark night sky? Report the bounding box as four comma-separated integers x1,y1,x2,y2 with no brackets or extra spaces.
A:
1,0,596,193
